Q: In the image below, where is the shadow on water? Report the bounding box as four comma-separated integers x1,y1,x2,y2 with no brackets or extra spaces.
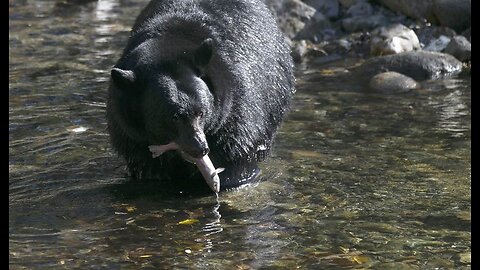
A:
10,0,470,269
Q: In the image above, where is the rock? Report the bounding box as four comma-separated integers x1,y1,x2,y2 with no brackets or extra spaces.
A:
433,0,471,32
354,51,463,80
323,38,352,54
342,14,387,33
301,0,340,19
264,0,317,40
338,0,356,7
461,27,471,42
369,71,418,93
376,0,470,32
370,23,420,56
415,25,457,47
294,10,332,41
444,35,471,61
423,35,451,52
291,40,308,62
376,0,437,24
346,0,373,17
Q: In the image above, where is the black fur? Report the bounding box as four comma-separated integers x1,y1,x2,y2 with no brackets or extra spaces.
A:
106,0,295,192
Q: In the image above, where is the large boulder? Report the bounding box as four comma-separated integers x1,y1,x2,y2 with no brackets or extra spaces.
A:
353,51,463,80
376,0,471,32
375,0,437,23
433,0,471,32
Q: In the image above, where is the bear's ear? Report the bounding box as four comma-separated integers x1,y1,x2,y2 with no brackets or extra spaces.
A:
111,68,136,87
193,38,213,68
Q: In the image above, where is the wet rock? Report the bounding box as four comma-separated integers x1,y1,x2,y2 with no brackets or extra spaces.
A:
377,0,470,32
369,71,418,93
423,35,451,52
340,0,390,33
322,38,352,55
294,10,332,41
444,35,471,62
354,51,463,80
370,24,420,56
302,0,340,19
291,40,308,62
433,0,471,32
461,27,471,42
342,14,387,33
290,39,342,61
338,0,356,7
264,0,317,40
376,0,437,24
415,25,457,47
346,0,373,17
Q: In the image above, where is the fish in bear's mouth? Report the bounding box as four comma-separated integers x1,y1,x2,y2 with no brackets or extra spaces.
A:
148,142,224,193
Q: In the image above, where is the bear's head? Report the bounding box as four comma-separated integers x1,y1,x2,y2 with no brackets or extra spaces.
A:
109,38,216,160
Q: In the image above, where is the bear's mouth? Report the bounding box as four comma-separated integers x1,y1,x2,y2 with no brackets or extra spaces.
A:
148,142,223,193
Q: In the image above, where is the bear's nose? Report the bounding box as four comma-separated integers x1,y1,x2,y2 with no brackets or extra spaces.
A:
191,144,210,158
184,140,209,158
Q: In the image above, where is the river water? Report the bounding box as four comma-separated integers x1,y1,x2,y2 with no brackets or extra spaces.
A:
9,0,471,269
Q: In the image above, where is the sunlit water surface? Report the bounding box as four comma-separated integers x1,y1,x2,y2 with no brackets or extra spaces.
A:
10,0,470,269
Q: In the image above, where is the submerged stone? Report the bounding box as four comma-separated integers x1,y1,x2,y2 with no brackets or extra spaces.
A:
369,71,418,93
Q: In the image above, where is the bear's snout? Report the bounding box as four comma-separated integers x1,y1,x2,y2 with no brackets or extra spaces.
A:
180,135,210,158
176,120,210,159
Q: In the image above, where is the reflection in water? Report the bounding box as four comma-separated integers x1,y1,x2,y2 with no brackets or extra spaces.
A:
95,0,117,22
9,0,470,269
434,89,469,137
202,200,223,238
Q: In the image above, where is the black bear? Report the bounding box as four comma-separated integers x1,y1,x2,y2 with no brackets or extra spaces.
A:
106,0,295,193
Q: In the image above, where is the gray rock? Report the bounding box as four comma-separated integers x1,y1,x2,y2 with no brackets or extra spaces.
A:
301,0,340,18
354,51,463,80
291,40,308,62
342,14,387,33
415,25,457,47
338,0,356,7
370,24,420,56
444,35,471,61
433,0,471,32
376,0,437,23
462,28,471,42
423,35,451,52
376,0,470,32
369,71,418,93
264,0,317,40
346,0,373,17
294,10,332,41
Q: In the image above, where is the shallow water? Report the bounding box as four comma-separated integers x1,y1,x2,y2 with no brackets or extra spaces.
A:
10,0,470,269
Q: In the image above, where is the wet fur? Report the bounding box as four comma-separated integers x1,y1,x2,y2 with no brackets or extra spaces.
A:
107,0,295,191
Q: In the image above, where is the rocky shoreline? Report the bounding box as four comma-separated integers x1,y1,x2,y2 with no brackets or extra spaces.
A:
264,0,471,92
